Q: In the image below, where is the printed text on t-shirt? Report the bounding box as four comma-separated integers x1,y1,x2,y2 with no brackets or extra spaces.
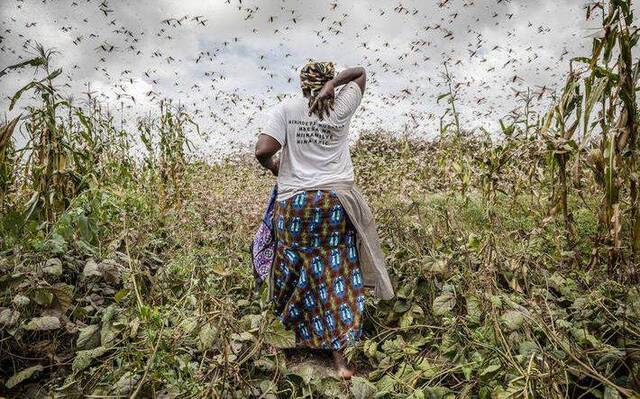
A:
288,119,346,146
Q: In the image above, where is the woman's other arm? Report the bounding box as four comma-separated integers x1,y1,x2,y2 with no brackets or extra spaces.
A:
255,134,281,176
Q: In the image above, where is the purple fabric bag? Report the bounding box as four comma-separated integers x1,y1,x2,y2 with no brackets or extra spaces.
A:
250,184,278,290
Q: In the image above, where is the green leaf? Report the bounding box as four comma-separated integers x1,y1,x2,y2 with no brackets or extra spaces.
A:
0,57,45,78
45,68,62,82
111,371,140,396
416,358,439,379
9,81,38,111
259,380,278,399
375,374,396,395
5,365,44,389
518,341,538,358
571,327,602,349
264,320,295,349
100,306,121,347
12,295,30,307
604,386,623,399
350,376,377,399
231,331,254,342
395,363,420,387
500,310,525,331
317,377,343,397
400,310,414,328
364,339,378,359
467,233,481,250
114,289,130,303
0,308,21,327
465,294,482,326
288,363,315,385
40,233,67,254
436,93,450,103
423,386,453,399
43,258,63,276
82,259,101,279
73,346,108,372
24,316,61,331
177,317,198,335
52,284,74,310
77,325,100,350
433,292,455,317
408,390,426,399
198,322,218,351
393,299,411,313
254,357,276,371
33,289,54,306
480,363,501,377
462,364,473,380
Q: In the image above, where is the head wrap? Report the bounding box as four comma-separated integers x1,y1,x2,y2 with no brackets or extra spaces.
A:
300,62,335,118
300,61,335,96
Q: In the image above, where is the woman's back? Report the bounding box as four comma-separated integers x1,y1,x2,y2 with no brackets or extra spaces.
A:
263,81,363,202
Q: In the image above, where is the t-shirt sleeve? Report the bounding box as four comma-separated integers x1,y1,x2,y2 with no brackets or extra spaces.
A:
261,103,287,146
333,81,363,121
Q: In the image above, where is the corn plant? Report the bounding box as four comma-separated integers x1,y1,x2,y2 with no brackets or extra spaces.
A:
437,64,472,199
7,44,77,225
74,91,136,187
567,0,640,278
539,72,581,253
438,62,462,138
137,100,199,205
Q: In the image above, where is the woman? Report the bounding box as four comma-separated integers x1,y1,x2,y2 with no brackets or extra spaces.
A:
254,61,394,378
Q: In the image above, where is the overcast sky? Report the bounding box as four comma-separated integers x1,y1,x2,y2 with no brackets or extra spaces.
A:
0,0,617,157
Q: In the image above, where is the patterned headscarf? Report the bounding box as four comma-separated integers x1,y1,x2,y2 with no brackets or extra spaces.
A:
300,61,335,96
300,61,335,118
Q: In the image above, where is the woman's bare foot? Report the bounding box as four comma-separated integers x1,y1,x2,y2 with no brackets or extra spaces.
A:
332,350,354,379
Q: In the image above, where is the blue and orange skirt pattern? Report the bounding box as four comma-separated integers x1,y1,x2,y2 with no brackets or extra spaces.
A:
271,189,365,350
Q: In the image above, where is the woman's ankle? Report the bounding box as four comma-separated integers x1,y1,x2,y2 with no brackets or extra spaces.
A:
332,350,354,378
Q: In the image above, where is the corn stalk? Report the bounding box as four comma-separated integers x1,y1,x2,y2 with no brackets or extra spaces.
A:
540,73,581,253
614,1,640,269
0,116,21,212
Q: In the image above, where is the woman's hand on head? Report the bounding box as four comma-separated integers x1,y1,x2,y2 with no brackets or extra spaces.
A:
309,80,335,120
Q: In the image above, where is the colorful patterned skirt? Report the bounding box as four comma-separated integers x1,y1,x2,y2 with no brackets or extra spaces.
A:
271,189,365,350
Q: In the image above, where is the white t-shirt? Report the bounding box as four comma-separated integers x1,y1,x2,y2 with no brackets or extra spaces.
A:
262,81,363,201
